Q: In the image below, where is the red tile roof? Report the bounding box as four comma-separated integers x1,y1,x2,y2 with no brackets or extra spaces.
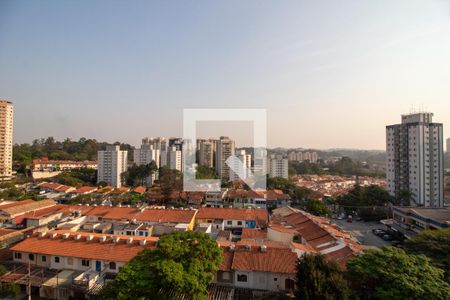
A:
10,230,158,262
132,186,146,194
231,248,297,274
72,186,97,194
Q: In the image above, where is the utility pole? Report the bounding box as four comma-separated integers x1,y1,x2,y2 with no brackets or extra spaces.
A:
27,261,31,300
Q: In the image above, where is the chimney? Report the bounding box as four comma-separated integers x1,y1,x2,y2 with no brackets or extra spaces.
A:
139,239,147,246
50,233,58,239
260,245,267,252
126,237,134,244
38,232,47,238
62,233,70,239
229,245,235,252
75,234,81,240
99,236,107,243
113,236,121,243
87,235,94,241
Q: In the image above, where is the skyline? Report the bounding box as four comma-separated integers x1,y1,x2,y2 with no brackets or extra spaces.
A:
1,1,450,149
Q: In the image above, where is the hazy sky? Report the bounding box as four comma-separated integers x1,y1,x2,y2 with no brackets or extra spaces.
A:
1,1,449,149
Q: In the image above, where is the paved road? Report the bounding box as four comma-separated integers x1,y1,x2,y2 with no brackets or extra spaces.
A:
331,219,391,249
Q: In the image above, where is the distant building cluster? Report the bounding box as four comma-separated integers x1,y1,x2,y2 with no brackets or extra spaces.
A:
287,151,319,163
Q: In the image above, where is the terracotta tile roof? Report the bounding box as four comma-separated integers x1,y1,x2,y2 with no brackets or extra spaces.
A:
132,186,146,194
0,200,56,217
237,239,288,249
231,248,297,274
324,246,356,270
220,249,234,271
241,228,267,239
10,230,158,262
85,206,197,224
116,187,131,193
197,208,268,227
71,186,97,194
0,228,18,237
0,200,34,211
291,242,317,253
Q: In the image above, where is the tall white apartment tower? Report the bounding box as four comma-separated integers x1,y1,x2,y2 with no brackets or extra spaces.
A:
133,144,160,186
386,113,444,207
168,146,182,172
0,101,13,181
198,139,216,168
268,154,289,179
142,137,167,167
447,138,450,153
230,150,252,180
97,145,128,188
216,136,235,181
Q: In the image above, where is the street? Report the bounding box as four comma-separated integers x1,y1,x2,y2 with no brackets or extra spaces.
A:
331,219,391,249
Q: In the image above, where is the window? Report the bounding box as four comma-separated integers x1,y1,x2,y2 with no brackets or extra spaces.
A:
237,221,242,226
82,259,90,267
109,262,116,270
274,277,278,282
54,257,60,263
237,274,248,282
42,256,47,262
227,221,232,225
14,252,22,259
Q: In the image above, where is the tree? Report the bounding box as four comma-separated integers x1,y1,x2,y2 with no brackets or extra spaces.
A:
158,167,182,202
195,164,218,179
403,228,450,282
305,199,331,216
0,265,20,299
347,247,450,300
101,231,222,300
295,254,351,300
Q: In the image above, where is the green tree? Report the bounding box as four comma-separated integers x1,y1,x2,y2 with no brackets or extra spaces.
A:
101,231,222,300
295,254,351,300
403,228,450,282
347,247,450,300
304,199,331,216
195,164,218,179
0,265,20,299
158,167,182,202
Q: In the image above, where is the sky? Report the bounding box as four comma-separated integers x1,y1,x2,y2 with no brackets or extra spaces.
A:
1,0,449,150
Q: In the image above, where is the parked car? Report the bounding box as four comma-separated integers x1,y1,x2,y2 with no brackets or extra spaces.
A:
347,215,353,223
372,229,386,236
381,234,394,241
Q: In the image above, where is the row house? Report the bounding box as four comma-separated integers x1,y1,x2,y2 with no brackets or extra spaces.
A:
38,182,76,194
0,199,57,227
196,207,269,234
269,207,363,269
216,241,297,292
32,158,97,172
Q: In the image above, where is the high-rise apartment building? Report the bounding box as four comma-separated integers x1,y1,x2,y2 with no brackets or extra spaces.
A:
198,139,216,168
230,150,252,180
97,145,128,188
133,144,160,186
447,138,450,153
268,154,289,179
168,146,182,172
142,137,167,167
216,136,235,181
386,113,444,207
0,100,13,180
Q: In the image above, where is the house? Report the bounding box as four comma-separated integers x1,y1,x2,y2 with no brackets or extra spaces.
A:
38,182,76,194
196,207,269,234
112,223,152,237
215,241,297,292
70,186,98,196
32,158,97,172
266,190,291,209
10,230,157,273
269,207,363,269
0,199,57,227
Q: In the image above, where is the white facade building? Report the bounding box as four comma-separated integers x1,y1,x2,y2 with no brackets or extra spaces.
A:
216,136,235,181
168,146,182,172
0,100,13,180
230,150,252,180
97,145,128,188
133,144,160,186
268,155,289,179
386,113,444,207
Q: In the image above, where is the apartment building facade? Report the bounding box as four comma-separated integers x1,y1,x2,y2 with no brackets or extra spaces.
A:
0,100,13,180
268,154,289,179
386,113,444,207
216,136,236,181
97,145,128,188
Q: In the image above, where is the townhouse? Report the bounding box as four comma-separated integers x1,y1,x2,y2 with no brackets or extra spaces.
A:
32,158,97,172
269,207,363,268
196,207,269,234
